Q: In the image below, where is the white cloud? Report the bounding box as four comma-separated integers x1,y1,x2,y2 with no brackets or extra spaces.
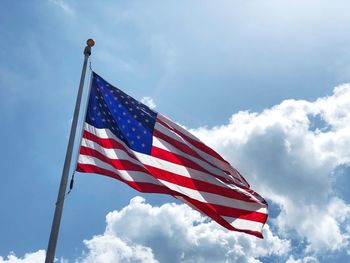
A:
49,0,75,15
80,234,158,263
141,97,156,109
286,255,319,263
190,84,350,254
0,250,45,263
79,196,290,263
3,85,350,262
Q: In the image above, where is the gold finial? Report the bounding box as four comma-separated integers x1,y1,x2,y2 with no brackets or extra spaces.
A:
86,39,95,47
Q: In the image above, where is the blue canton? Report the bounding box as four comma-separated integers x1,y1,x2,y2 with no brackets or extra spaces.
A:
85,72,157,154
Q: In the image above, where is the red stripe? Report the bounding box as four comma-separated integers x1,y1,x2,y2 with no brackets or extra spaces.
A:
157,117,228,164
83,130,137,160
83,129,246,197
77,163,265,237
83,128,266,206
77,163,168,194
179,195,264,238
153,129,234,184
151,146,224,179
78,126,267,237
144,161,264,207
81,140,263,210
80,146,148,173
156,119,251,188
83,130,131,153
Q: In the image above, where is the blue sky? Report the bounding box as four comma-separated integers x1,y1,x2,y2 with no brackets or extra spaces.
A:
1,1,350,262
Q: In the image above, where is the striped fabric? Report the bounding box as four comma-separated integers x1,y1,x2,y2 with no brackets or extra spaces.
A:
76,72,268,238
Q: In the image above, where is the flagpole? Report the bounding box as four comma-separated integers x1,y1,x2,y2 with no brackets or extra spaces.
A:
45,39,95,263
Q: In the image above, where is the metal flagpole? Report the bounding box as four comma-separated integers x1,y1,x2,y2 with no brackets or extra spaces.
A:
45,39,95,263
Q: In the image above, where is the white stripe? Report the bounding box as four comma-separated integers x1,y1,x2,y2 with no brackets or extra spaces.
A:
148,176,267,214
222,216,264,232
81,137,142,167
78,154,162,185
158,113,201,143
155,120,247,186
82,124,267,213
80,153,265,231
82,135,217,185
175,196,264,232
83,135,260,203
152,138,262,203
152,136,229,179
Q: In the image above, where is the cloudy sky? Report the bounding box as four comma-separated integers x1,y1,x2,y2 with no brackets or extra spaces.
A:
1,0,350,262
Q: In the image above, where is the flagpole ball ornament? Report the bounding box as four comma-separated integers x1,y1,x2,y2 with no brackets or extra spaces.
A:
87,38,95,47
84,38,94,56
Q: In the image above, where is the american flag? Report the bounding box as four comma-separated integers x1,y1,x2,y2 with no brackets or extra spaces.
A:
76,72,268,238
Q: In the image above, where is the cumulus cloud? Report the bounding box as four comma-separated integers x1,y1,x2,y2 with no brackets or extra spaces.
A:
3,85,350,262
79,196,290,263
0,250,45,263
141,96,156,109
80,233,158,263
191,84,350,255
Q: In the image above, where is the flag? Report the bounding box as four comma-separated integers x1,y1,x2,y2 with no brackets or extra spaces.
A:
76,72,268,238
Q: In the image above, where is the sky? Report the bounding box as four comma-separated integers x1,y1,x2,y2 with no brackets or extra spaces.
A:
1,0,350,262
